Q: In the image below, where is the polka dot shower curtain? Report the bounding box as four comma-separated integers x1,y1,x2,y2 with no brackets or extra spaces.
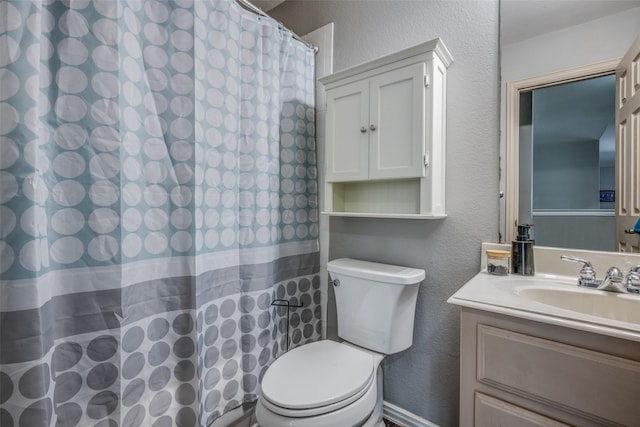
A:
0,1,320,426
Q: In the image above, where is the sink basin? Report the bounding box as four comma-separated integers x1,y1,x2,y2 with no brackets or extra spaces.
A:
517,287,640,325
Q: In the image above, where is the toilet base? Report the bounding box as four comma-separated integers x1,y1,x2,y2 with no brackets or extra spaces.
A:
361,366,384,427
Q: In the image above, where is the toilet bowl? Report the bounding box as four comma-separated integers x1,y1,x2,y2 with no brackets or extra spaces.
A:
256,258,425,427
255,340,384,427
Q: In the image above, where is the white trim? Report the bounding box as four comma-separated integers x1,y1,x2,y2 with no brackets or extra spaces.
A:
319,39,452,87
504,58,620,243
383,401,440,427
321,211,447,219
304,22,334,340
532,210,615,217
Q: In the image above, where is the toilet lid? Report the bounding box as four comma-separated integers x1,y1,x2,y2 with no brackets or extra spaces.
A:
261,340,375,410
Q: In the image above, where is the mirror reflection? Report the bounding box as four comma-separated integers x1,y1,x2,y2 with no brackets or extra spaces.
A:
518,75,616,251
500,1,640,251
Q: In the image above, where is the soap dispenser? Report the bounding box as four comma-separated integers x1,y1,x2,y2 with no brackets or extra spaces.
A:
512,224,535,275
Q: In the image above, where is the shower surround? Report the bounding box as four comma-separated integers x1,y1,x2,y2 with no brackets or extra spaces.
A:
0,0,319,425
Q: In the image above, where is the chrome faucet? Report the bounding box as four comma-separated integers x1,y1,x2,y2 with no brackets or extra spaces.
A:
560,256,639,294
559,256,598,288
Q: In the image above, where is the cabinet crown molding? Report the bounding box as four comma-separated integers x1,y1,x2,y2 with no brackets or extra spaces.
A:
319,38,453,87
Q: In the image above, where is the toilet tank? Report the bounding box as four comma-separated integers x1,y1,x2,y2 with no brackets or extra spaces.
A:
327,258,425,355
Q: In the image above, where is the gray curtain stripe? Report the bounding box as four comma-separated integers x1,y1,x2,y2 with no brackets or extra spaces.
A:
122,276,196,324
0,253,319,364
55,289,123,335
1,308,54,365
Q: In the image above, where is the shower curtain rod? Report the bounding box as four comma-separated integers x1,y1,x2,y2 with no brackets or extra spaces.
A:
235,0,318,53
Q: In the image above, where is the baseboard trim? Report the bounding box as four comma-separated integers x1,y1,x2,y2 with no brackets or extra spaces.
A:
383,401,440,427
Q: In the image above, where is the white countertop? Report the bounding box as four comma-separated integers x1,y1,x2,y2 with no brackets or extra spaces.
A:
448,243,640,342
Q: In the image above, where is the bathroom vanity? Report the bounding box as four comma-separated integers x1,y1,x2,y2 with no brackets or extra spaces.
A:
449,244,640,426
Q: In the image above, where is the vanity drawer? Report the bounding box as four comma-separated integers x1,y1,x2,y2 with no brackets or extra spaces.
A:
475,393,569,427
476,324,640,426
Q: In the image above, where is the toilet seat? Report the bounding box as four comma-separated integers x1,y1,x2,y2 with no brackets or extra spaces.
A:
255,372,380,427
260,340,376,417
261,370,376,418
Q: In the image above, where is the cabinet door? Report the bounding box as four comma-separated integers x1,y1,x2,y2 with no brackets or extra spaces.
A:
368,63,426,180
325,80,370,182
475,393,570,427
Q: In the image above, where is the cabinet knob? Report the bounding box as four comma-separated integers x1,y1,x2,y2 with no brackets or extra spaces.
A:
369,124,377,131
360,126,367,133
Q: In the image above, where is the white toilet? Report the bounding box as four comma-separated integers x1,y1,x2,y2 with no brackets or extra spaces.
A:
256,258,425,427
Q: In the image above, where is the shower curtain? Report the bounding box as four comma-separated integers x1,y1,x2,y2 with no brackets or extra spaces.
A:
0,1,319,426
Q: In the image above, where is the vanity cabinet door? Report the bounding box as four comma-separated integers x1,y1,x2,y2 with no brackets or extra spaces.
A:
369,62,426,180
459,308,640,427
325,63,427,183
475,393,570,427
325,80,370,182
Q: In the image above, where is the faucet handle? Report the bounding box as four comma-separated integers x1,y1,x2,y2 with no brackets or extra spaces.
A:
598,266,626,292
560,255,597,286
604,266,623,282
626,265,640,293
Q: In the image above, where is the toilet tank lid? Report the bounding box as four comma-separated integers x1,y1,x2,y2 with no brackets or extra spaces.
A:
328,258,425,285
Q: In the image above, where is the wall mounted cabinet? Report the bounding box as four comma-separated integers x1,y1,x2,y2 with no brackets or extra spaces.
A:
320,39,452,218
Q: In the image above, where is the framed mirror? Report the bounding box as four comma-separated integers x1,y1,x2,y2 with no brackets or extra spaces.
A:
499,1,640,250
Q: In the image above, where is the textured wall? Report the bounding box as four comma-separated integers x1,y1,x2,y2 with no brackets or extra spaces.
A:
271,1,500,425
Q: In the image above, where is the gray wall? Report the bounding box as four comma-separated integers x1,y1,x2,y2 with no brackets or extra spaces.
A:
533,139,600,210
533,215,616,251
271,2,500,425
